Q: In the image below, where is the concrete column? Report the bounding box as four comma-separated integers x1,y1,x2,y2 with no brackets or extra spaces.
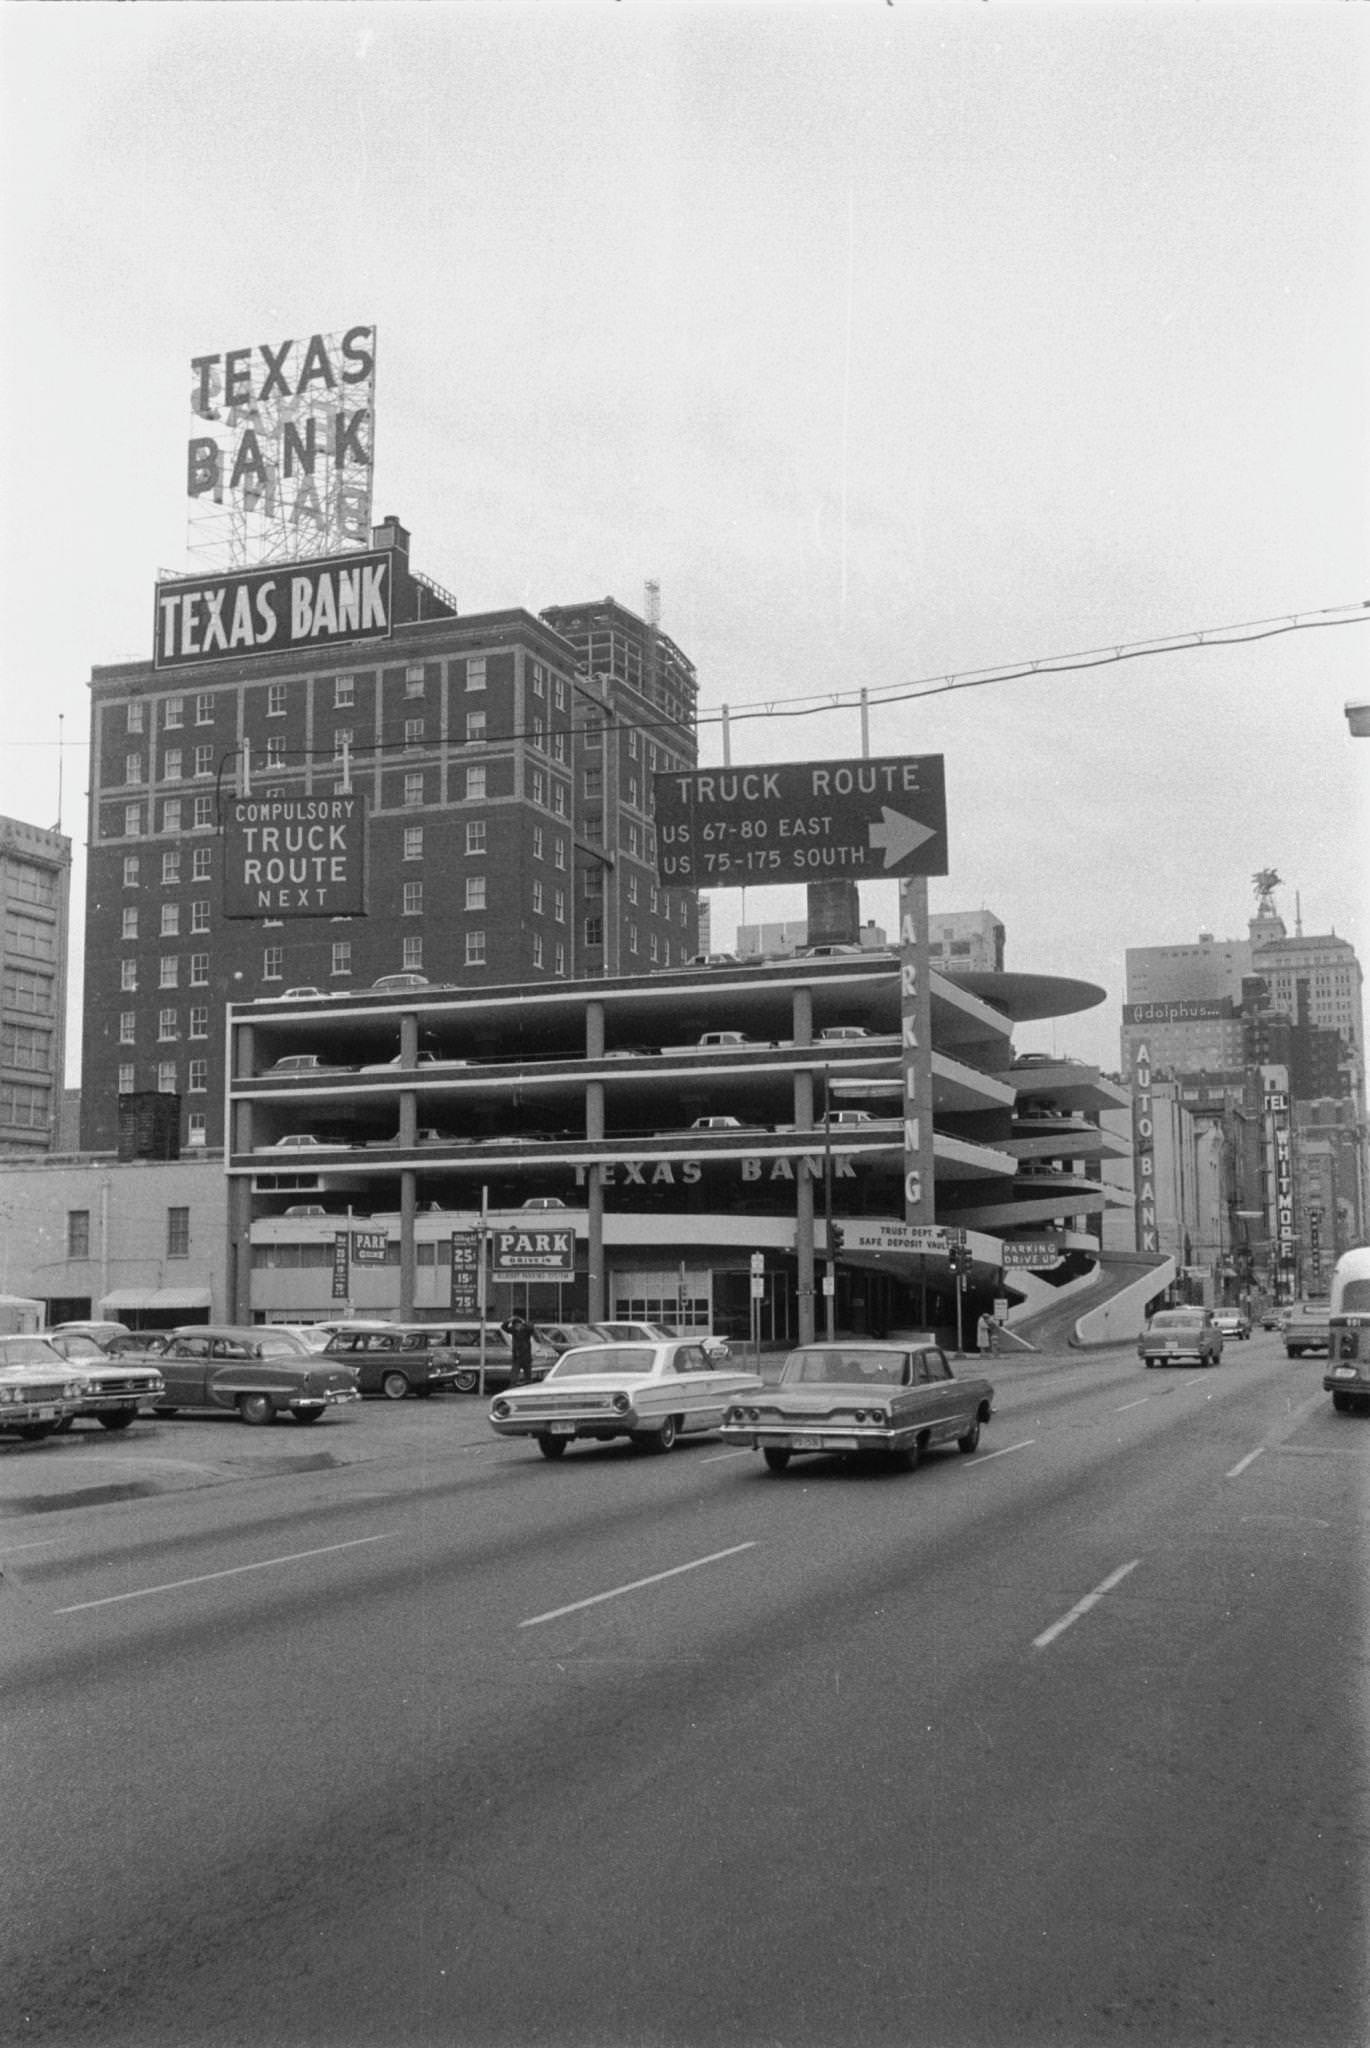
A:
399,1170,416,1318
794,1061,816,1344
400,1011,418,1064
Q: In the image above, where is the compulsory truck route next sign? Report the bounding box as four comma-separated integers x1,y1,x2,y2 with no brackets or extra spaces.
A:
653,755,948,887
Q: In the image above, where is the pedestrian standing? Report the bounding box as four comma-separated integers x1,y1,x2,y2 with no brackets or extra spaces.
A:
501,1311,535,1384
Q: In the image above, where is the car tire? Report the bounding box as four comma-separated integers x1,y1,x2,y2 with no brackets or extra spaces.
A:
153,1406,179,1417
292,1406,325,1424
957,1419,981,1455
380,1371,411,1402
97,1411,136,1432
895,1434,925,1473
1331,1391,1354,1413
453,1369,480,1395
537,1436,569,1460
631,1415,677,1455
237,1392,276,1426
16,1422,55,1441
762,1447,791,1474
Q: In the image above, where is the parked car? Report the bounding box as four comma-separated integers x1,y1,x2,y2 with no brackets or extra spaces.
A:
720,1341,993,1474
690,1116,756,1132
371,972,429,992
1283,1301,1332,1358
318,1325,466,1400
817,1026,882,1043
1259,1309,1282,1331
259,1134,348,1151
268,1054,350,1075
535,1322,604,1358
413,1323,556,1393
1137,1308,1223,1369
667,1032,768,1053
1214,1310,1252,1341
593,1320,730,1360
283,1204,328,1218
522,1197,567,1210
47,1320,133,1351
42,1331,166,1431
0,1336,87,1441
488,1338,763,1458
149,1326,360,1424
797,944,864,958
360,1051,449,1072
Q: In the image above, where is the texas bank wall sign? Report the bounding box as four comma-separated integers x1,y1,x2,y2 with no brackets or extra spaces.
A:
154,551,393,670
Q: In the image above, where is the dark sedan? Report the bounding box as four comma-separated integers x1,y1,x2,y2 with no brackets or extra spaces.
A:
149,1326,360,1424
721,1341,994,1474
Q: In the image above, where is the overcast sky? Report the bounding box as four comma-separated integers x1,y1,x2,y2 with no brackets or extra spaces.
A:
3,2,1366,1078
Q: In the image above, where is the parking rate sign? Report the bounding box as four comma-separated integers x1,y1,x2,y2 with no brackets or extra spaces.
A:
653,755,948,890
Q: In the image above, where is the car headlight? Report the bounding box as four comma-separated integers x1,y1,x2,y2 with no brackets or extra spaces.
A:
491,1398,511,1419
0,1385,19,1405
611,1392,632,1414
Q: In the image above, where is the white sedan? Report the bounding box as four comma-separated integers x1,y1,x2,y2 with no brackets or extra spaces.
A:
488,1339,763,1460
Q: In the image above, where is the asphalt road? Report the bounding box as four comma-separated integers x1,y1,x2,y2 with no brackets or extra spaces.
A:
2,1333,1366,2048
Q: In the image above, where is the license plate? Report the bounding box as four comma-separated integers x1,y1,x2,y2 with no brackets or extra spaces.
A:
34,1407,56,1420
793,1433,822,1450
547,1421,575,1435
1333,1367,1357,1380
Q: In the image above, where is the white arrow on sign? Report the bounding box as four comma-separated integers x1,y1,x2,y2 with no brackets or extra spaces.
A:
868,807,936,869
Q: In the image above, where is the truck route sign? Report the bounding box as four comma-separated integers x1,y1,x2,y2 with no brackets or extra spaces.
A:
652,754,947,887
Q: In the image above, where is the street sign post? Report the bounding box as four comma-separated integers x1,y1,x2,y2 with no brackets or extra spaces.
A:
653,754,948,889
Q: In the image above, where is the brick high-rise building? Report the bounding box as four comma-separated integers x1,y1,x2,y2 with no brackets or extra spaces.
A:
80,523,699,1152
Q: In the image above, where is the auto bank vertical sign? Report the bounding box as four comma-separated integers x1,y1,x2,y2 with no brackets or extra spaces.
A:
1131,1039,1159,1253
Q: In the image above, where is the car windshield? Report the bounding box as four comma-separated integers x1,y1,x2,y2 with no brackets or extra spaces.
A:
255,1334,309,1357
0,1338,64,1366
781,1348,909,1386
552,1347,657,1377
1149,1312,1200,1329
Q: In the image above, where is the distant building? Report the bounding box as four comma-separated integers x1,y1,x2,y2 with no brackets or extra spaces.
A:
0,815,72,1153
926,908,1006,975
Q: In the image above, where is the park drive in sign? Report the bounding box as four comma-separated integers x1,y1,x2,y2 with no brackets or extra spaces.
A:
492,1227,575,1274
223,794,367,918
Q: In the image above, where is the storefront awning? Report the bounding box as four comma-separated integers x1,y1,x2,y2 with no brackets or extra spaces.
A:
98,1288,213,1312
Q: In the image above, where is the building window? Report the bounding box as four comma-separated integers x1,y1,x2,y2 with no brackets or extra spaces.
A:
159,956,178,988
125,754,143,785
264,736,285,771
405,663,426,695
193,796,213,829
189,1006,208,1038
530,717,546,751
465,876,486,912
162,799,182,833
160,904,180,938
118,1011,136,1044
189,953,209,986
122,908,139,940
552,783,567,818
192,846,212,881
195,693,213,725
117,1063,135,1093
166,1207,190,1259
403,881,422,916
161,850,181,886
263,947,283,981
124,804,143,837
554,889,566,924
188,1060,207,1094
194,745,213,778
333,727,354,764
190,900,209,935
627,874,638,906
531,827,544,861
187,1111,207,1147
466,709,486,743
268,683,287,717
403,826,423,861
402,936,423,971
126,703,144,734
466,657,486,692
464,930,486,967
554,676,566,711
403,771,425,807
120,961,138,992
532,935,544,970
157,1061,177,1093
335,674,355,707
553,837,567,871
331,942,352,977
531,662,545,696
164,697,184,730
404,718,424,749
465,821,486,856
164,749,183,782
531,881,544,916
465,766,486,801
584,916,603,948
552,731,567,765
122,856,140,888
67,1210,91,1258
628,923,639,954
158,1007,178,1040
554,943,566,977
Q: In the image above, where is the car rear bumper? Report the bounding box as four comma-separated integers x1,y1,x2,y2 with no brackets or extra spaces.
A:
1324,1367,1370,1396
720,1423,901,1455
293,1387,361,1409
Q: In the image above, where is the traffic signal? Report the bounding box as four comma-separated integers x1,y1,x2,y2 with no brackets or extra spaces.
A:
830,1225,844,1253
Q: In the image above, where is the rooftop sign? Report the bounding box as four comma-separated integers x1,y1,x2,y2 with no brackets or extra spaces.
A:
186,325,376,570
153,551,393,669
653,755,948,888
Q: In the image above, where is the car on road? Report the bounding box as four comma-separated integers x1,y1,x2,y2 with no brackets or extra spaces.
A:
0,1336,87,1442
1214,1310,1252,1341
1137,1308,1223,1368
720,1341,993,1474
1324,1317,1370,1415
488,1338,763,1459
148,1325,361,1424
1283,1301,1332,1358
42,1331,167,1431
1259,1308,1282,1331
317,1324,469,1400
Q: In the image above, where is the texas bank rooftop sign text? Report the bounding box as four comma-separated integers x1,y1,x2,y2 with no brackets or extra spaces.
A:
153,551,393,669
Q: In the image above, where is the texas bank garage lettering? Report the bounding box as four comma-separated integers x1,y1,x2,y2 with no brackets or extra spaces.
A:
223,795,367,918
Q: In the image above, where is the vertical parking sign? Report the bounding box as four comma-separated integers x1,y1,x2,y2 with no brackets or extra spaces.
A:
450,1231,480,1314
